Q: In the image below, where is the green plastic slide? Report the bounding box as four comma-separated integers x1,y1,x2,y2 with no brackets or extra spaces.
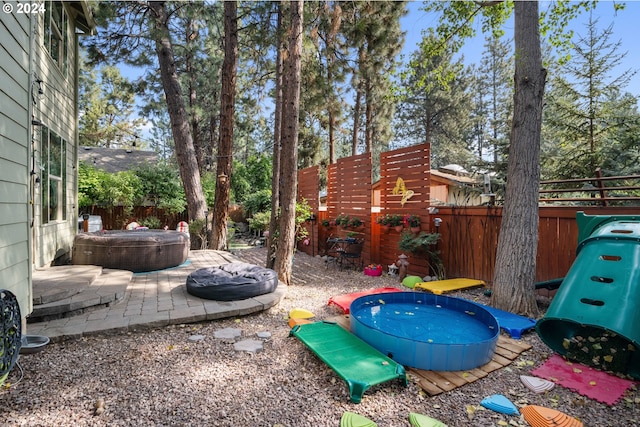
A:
290,321,407,403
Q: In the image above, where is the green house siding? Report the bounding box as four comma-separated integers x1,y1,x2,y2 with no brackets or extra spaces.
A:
32,1,84,268
0,1,93,319
0,7,33,314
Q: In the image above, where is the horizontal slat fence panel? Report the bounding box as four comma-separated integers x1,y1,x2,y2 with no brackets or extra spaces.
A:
378,143,431,277
325,153,372,265
296,166,320,257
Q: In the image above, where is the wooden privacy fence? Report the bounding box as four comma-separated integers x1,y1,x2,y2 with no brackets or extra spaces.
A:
82,206,188,230
299,144,433,277
297,143,640,284
416,205,640,285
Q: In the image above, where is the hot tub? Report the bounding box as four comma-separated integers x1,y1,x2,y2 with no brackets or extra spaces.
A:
350,292,499,371
72,230,189,273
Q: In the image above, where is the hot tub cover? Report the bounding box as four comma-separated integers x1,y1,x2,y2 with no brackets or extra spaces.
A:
73,230,188,273
186,262,278,301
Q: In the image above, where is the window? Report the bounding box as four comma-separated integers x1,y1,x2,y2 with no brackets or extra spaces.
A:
40,127,67,224
43,0,68,75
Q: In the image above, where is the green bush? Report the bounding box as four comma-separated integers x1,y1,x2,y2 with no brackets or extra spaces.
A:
133,163,185,214
139,216,162,229
248,211,271,232
243,189,272,218
78,162,186,214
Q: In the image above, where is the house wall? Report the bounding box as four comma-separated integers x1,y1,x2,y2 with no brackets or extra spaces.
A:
0,7,34,314
32,2,80,268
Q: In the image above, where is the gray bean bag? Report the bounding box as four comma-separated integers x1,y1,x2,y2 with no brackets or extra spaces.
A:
186,262,278,301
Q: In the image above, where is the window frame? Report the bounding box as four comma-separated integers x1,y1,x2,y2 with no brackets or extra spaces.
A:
43,0,68,75
40,126,67,225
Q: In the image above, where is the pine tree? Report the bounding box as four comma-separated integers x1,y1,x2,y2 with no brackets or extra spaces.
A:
394,31,475,168
475,35,513,172
342,1,406,154
541,14,638,179
79,64,144,148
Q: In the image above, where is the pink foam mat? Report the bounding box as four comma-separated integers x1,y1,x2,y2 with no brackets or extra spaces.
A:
327,287,402,314
531,354,636,405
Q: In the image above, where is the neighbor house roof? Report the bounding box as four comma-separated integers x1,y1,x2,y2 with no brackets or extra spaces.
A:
79,146,158,173
430,169,480,185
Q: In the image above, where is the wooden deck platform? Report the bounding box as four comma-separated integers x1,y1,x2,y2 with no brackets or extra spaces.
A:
328,314,532,396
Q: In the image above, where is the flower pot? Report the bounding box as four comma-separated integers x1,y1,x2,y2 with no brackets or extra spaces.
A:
381,225,391,233
410,226,421,234
364,266,383,276
394,225,404,232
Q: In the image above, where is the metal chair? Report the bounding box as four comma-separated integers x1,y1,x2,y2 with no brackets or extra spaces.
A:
0,289,22,386
339,239,364,271
324,237,341,269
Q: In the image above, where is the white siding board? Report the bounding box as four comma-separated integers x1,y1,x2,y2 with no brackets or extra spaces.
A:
0,157,28,186
0,223,28,248
0,129,28,161
0,181,28,204
0,65,29,107
0,15,30,67
0,260,31,314
0,201,28,225
0,241,28,271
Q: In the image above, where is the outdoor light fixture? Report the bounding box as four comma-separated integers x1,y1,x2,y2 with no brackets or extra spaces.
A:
31,119,43,126
31,76,44,104
218,173,228,184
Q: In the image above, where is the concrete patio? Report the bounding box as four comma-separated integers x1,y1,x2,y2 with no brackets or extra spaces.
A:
27,250,286,341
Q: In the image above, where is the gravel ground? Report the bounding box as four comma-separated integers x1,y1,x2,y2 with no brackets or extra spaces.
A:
1,247,638,426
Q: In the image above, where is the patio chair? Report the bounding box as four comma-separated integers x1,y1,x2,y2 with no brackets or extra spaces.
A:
0,289,22,386
339,239,364,271
324,237,341,269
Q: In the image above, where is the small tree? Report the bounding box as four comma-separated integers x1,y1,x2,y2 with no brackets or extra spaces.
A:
398,231,445,279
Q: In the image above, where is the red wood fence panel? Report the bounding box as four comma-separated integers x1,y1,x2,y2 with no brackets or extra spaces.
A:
434,205,640,285
378,143,431,277
325,153,373,265
296,166,320,257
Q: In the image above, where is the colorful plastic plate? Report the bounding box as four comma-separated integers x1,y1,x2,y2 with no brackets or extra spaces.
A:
480,394,520,415
520,375,555,393
340,411,377,427
288,308,314,319
408,412,448,427
521,405,583,427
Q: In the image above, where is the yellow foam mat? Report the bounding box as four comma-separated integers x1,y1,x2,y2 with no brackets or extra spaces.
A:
414,278,485,294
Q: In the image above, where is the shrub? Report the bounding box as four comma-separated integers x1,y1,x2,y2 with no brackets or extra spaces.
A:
248,211,271,232
243,189,272,218
139,216,162,229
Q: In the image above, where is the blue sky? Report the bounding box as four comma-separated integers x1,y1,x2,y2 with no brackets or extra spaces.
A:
129,1,640,141
401,1,640,99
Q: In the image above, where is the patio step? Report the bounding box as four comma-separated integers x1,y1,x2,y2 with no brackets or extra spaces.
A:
29,266,131,323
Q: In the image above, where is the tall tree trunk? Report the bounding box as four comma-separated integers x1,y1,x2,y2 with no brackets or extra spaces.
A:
351,86,362,156
273,0,303,285
266,3,284,268
207,83,219,171
149,1,206,224
186,17,203,173
210,0,238,250
364,80,373,153
491,1,545,317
